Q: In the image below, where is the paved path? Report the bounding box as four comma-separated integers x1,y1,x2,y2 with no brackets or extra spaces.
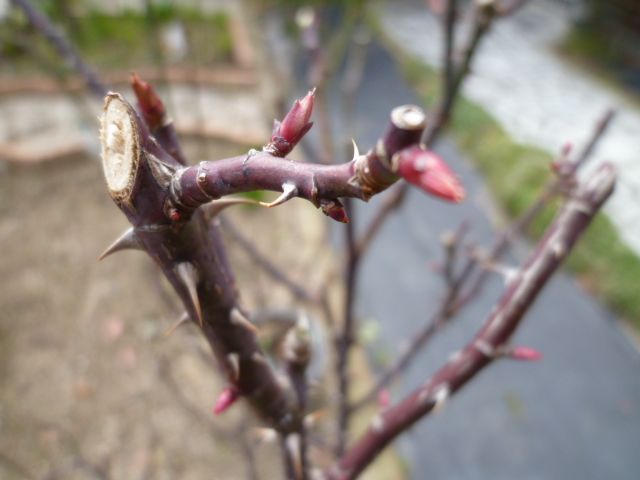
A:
380,0,640,257
329,42,640,480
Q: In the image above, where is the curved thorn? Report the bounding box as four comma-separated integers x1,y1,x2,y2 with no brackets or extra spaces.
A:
230,307,258,334
260,182,298,208
98,227,142,261
175,262,202,326
351,138,361,161
163,311,190,337
203,197,264,219
227,352,240,381
286,434,303,480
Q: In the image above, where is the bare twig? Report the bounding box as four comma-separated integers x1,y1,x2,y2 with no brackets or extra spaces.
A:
452,108,615,309
328,163,616,479
442,0,459,96
352,109,615,411
358,0,497,257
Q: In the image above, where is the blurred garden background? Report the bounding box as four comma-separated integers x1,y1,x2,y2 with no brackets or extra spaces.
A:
1,0,640,479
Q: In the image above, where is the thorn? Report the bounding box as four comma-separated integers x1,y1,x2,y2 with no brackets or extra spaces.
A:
250,427,277,445
147,152,177,188
260,182,298,208
474,252,519,285
163,311,190,337
432,384,450,413
227,352,240,381
296,310,311,332
175,262,202,326
370,414,385,432
98,227,143,260
213,385,240,415
351,138,361,161
203,197,263,218
286,434,303,480
303,409,327,429
230,307,258,334
251,352,267,365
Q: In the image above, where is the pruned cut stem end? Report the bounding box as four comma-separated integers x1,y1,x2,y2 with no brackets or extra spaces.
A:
100,93,140,202
391,105,427,131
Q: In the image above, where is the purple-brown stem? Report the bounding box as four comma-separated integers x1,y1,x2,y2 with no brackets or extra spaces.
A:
100,94,299,432
442,0,458,96
351,108,614,411
167,104,428,219
358,0,499,257
335,26,372,454
327,163,616,479
452,108,615,310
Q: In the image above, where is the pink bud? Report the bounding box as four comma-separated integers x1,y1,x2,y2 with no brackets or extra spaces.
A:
320,199,349,223
130,73,165,129
278,89,315,145
377,389,390,408
213,386,240,415
396,146,465,203
509,346,542,362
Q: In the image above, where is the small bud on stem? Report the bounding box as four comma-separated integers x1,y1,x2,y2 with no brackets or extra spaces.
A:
265,89,316,157
130,73,166,130
508,346,543,361
213,385,240,415
395,146,465,202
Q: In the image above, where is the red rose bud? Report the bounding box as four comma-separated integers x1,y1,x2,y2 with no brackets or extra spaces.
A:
396,146,465,203
213,385,240,415
278,89,315,145
130,73,165,129
509,346,542,362
320,199,349,223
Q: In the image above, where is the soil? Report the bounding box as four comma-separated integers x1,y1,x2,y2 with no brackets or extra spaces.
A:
0,145,332,479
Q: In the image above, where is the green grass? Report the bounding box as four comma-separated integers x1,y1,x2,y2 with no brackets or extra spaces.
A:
2,5,233,75
387,37,640,328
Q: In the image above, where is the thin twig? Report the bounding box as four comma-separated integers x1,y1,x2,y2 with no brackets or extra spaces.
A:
328,163,616,480
334,23,372,455
358,1,497,257
351,109,615,411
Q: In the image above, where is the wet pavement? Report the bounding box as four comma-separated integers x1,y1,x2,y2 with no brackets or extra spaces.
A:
330,42,640,479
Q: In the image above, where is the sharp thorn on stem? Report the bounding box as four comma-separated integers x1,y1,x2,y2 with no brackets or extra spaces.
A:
250,427,277,445
303,409,327,429
260,182,298,208
98,227,143,261
286,433,303,480
175,262,202,326
351,138,362,162
227,352,240,381
162,311,190,337
203,197,263,219
230,307,258,333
